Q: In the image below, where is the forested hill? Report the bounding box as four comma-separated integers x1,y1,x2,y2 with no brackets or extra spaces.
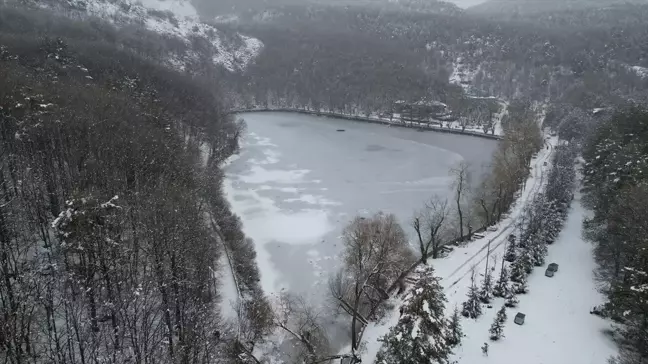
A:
10,0,264,73
191,0,462,18
581,107,648,363
0,7,270,363
219,2,648,115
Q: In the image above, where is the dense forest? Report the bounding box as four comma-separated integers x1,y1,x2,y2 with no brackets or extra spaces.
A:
0,8,270,364
583,108,648,364
218,2,648,115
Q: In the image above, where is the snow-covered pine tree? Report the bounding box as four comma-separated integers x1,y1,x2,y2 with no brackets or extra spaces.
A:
489,305,507,341
509,257,526,283
531,240,548,267
504,239,517,262
462,271,482,319
446,306,463,347
504,294,519,308
479,269,494,303
376,266,451,364
493,264,510,298
512,277,528,294
520,250,534,274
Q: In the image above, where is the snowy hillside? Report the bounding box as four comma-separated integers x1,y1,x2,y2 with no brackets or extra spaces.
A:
28,0,263,72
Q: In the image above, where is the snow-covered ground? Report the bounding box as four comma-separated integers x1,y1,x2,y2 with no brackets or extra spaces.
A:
215,251,241,320
452,178,617,364
32,0,263,72
351,135,558,363
355,147,618,364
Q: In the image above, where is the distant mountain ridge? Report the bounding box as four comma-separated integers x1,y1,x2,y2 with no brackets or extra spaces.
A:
468,0,647,16
13,0,263,72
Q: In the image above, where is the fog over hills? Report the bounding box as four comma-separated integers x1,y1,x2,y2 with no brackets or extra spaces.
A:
467,0,648,15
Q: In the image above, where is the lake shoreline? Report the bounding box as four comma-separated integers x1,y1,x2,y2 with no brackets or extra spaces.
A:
231,108,502,141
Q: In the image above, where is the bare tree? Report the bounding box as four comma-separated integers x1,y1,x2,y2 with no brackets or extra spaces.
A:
450,161,471,241
329,213,415,354
413,196,451,262
272,294,332,364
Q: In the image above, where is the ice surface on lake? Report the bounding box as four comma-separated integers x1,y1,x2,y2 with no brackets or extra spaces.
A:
225,112,498,300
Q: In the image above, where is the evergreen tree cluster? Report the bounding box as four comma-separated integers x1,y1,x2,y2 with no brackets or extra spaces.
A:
582,107,648,364
502,143,578,297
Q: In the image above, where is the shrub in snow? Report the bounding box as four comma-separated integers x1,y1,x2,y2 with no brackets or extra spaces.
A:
461,272,482,319
489,305,507,341
446,306,463,347
376,266,452,364
493,265,510,298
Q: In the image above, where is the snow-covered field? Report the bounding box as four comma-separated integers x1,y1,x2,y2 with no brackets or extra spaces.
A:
224,112,498,303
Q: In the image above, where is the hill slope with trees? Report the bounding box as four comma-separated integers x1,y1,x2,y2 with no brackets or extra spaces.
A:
0,8,270,363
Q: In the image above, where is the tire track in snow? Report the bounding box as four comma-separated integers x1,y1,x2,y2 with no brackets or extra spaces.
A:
444,140,554,291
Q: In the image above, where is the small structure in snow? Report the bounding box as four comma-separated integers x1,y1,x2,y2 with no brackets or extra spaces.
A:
548,263,559,272
336,129,345,132
508,234,516,243
514,312,526,325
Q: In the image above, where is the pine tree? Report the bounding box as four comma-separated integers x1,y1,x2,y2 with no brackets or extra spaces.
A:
446,306,463,347
489,305,507,341
504,239,517,262
376,266,451,364
521,251,534,274
510,257,527,283
512,277,528,294
462,271,482,319
493,265,510,298
504,294,519,308
531,241,548,267
479,269,494,303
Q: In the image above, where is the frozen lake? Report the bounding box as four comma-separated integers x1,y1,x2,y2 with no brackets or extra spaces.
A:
224,112,498,300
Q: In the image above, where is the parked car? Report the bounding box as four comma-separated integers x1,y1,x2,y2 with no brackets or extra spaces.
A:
548,263,559,272
545,268,555,277
514,312,526,325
